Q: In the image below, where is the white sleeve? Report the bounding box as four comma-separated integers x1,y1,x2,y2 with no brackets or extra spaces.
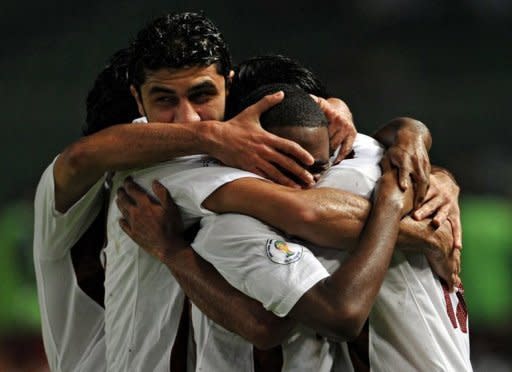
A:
159,164,264,219
33,156,106,260
192,214,329,317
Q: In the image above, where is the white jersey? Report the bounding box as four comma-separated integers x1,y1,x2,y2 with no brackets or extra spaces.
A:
314,136,472,371
103,155,262,372
33,157,106,372
190,134,380,371
191,133,472,371
368,253,471,371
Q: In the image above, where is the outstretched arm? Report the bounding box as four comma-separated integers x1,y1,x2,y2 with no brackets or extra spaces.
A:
116,180,295,350
54,92,315,212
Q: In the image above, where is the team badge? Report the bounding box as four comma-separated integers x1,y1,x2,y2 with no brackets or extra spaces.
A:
266,239,303,264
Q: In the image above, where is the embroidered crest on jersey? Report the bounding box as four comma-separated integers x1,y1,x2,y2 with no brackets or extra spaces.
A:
266,239,303,264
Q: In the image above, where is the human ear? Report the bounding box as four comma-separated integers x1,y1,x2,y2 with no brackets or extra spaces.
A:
130,85,146,117
225,70,235,96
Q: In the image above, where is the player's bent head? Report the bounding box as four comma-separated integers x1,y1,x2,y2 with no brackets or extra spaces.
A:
240,83,331,182
227,54,328,118
129,12,232,91
239,83,328,130
83,47,140,136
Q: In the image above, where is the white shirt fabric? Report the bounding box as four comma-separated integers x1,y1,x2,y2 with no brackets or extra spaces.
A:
190,134,380,372
190,310,255,372
33,157,106,372
314,136,473,371
368,253,471,372
103,155,263,372
191,133,472,371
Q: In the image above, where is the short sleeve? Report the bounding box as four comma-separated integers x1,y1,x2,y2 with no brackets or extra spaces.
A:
33,156,106,260
160,164,263,219
192,214,329,317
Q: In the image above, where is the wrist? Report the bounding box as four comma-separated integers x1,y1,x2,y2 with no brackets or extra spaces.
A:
375,173,409,216
373,189,405,219
196,120,220,157
159,240,189,266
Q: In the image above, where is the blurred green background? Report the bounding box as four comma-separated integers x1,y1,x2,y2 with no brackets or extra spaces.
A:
1,0,510,370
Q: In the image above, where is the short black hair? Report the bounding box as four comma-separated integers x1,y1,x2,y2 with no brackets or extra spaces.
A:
129,12,232,90
227,54,328,118
83,47,140,136
238,83,328,130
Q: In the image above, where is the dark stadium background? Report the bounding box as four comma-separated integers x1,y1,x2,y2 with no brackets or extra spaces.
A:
1,0,510,370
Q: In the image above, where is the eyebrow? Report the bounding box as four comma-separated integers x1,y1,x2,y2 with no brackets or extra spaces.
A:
148,86,176,96
147,80,218,97
187,81,219,95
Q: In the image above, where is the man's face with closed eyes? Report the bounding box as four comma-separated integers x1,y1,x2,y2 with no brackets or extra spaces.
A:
130,64,229,123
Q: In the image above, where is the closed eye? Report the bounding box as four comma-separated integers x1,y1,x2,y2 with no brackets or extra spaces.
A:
155,95,178,106
188,82,219,104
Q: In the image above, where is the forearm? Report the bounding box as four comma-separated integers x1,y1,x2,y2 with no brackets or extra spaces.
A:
161,245,295,349
204,179,367,248
372,117,432,150
54,121,216,211
204,178,439,253
289,192,403,340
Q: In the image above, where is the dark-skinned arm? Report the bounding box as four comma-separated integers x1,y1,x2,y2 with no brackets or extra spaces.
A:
373,117,432,207
202,115,452,253
117,169,411,343
288,162,413,340
116,180,295,350
54,92,314,212
203,177,449,253
202,176,459,286
162,246,296,349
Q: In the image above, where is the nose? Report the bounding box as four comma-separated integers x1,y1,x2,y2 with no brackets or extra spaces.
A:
175,100,201,122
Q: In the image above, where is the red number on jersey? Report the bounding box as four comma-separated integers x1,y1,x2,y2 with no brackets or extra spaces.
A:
442,281,468,333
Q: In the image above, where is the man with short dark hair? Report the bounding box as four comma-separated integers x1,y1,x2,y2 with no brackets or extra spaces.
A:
33,12,323,371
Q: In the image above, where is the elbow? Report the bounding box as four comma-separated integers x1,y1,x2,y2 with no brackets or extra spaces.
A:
395,117,432,149
60,140,91,178
338,311,367,341
326,302,368,342
281,197,319,237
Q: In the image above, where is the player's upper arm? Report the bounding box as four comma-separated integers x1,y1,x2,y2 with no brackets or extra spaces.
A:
34,159,105,260
54,144,106,213
202,178,313,236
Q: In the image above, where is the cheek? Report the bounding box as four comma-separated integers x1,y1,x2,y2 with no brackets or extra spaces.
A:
145,106,176,123
198,96,226,121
